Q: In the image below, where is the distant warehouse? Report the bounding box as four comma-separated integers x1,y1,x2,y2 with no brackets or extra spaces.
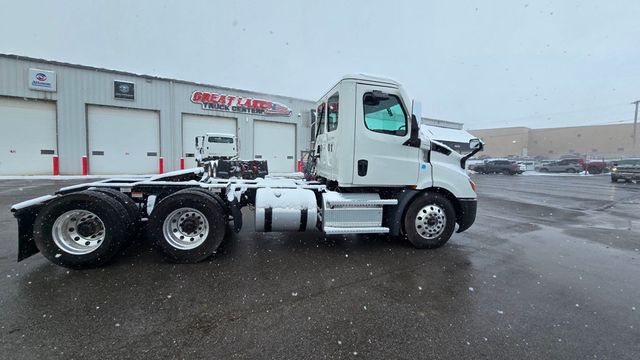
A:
469,124,639,159
0,54,314,175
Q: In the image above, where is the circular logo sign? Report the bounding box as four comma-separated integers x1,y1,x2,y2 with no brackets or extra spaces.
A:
118,84,130,93
35,73,47,81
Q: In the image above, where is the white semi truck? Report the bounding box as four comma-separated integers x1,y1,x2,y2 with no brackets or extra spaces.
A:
11,74,483,268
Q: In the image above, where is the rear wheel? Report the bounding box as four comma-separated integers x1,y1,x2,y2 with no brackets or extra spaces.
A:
403,193,456,249
147,191,226,263
33,191,129,268
566,168,576,173
539,168,548,173
91,188,141,238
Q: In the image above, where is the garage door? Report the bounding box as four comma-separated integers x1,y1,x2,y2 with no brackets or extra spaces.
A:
254,121,296,173
0,98,57,175
182,114,237,168
87,106,160,175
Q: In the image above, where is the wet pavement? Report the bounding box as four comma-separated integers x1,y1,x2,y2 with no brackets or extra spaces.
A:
0,175,638,359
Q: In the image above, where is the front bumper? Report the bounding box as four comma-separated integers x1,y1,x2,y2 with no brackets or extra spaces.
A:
456,198,477,233
613,172,640,180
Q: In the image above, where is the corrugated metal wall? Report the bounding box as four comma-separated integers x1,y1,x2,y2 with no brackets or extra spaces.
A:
0,55,314,174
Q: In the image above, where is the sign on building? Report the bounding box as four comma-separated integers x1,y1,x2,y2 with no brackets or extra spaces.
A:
114,80,135,100
28,69,56,92
191,91,291,117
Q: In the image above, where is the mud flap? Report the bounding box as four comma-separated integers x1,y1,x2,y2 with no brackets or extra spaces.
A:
230,200,243,233
14,208,40,261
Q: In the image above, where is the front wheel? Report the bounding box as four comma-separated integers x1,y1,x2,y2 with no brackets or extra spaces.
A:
403,193,456,249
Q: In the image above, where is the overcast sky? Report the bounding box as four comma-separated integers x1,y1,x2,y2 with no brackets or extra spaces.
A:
2,0,639,129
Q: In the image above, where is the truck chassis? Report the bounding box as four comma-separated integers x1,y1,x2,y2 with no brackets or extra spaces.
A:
12,164,476,268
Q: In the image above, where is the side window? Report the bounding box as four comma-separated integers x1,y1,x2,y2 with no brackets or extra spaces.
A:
316,103,326,135
327,92,339,132
363,93,407,136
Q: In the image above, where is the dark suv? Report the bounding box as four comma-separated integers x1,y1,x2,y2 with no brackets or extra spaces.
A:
611,159,640,182
474,160,522,175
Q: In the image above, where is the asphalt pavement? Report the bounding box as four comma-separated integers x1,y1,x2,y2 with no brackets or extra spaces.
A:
0,174,638,359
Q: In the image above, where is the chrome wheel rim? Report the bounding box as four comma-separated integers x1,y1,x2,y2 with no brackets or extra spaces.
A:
162,207,209,250
52,210,105,255
414,204,446,240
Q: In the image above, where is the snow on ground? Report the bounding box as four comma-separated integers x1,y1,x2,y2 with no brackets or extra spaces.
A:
520,171,608,177
0,174,147,180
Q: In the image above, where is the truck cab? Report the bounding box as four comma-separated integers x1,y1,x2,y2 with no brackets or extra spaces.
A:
312,74,482,246
314,75,419,187
195,132,237,163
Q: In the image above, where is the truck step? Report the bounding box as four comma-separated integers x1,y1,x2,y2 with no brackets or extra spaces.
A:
323,226,390,235
325,198,397,208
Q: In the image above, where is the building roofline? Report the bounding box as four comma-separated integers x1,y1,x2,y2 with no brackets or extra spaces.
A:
470,122,635,132
0,53,314,103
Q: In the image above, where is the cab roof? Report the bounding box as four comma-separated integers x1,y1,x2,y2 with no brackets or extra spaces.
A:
318,74,401,102
340,73,401,87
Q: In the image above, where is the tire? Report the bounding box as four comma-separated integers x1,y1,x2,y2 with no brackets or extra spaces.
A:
611,176,618,183
502,169,510,175
147,191,226,263
33,191,129,268
566,168,576,173
176,187,228,215
540,168,548,173
175,187,230,234
91,188,141,238
403,193,456,249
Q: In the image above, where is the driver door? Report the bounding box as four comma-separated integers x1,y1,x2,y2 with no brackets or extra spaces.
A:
352,84,420,186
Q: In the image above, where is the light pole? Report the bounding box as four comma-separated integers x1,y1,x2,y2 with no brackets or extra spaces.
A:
633,100,640,156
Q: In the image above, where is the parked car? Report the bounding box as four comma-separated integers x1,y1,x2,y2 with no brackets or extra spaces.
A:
585,160,610,174
534,160,554,171
537,159,584,173
611,158,640,182
474,159,523,175
517,160,535,171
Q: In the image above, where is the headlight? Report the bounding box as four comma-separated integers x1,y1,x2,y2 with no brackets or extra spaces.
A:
612,167,618,172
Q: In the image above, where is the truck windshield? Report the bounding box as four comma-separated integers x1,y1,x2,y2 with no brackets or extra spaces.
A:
363,94,407,136
208,136,234,143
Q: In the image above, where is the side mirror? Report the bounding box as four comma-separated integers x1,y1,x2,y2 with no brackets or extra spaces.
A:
363,90,389,106
469,138,483,150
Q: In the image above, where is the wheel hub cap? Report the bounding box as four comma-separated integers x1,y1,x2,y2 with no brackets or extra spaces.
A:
52,210,105,255
414,204,447,240
162,208,210,250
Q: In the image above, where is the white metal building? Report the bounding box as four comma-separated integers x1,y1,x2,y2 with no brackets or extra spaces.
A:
0,54,314,175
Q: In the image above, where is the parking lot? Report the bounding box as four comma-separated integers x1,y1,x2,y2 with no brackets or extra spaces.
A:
0,175,639,359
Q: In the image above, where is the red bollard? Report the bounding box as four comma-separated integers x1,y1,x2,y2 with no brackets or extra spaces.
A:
159,157,164,174
297,161,303,172
53,155,59,176
82,156,88,176
180,157,185,170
